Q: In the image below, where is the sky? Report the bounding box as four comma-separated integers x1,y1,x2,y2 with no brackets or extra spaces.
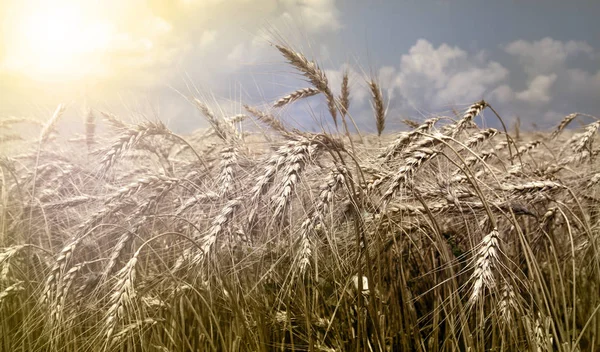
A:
0,0,599,133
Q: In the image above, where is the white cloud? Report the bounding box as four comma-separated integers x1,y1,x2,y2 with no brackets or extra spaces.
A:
199,30,217,49
279,0,341,32
515,74,556,104
392,39,508,109
325,64,369,108
489,84,514,104
504,37,594,77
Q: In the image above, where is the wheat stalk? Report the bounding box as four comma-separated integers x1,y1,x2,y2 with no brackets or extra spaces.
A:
498,280,518,324
550,113,578,139
275,45,337,127
340,70,350,118
175,192,220,216
501,180,565,193
104,250,140,342
297,166,347,274
244,105,293,138
379,117,441,161
273,87,319,108
85,108,96,151
217,146,237,195
369,80,386,136
463,128,499,149
100,121,169,171
40,104,66,143
193,99,241,143
272,138,317,219
99,111,128,129
469,228,500,305
106,175,179,205
0,116,43,128
511,140,541,160
1,246,27,281
192,197,242,264
572,120,600,153
447,100,488,138
382,145,439,202
0,281,24,304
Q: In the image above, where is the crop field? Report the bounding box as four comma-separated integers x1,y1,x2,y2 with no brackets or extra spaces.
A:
1,44,599,351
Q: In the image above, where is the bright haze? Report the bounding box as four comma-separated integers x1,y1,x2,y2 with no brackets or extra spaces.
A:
1,0,599,132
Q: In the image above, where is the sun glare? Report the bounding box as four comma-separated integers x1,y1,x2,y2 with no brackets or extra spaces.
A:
5,2,113,82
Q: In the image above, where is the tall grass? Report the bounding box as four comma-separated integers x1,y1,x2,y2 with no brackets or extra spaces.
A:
0,43,599,352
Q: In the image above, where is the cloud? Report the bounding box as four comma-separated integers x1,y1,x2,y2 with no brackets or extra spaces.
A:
489,85,515,104
279,0,341,32
391,39,508,110
515,74,557,104
322,37,598,130
325,64,369,107
504,37,594,77
199,30,217,49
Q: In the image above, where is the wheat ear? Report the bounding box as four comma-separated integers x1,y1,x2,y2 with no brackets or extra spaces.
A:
340,70,350,117
104,250,140,342
85,108,95,151
297,167,347,274
217,146,237,196
273,87,319,108
369,80,386,136
275,45,337,127
379,117,441,161
550,113,578,139
40,104,66,143
469,228,500,305
572,120,600,152
100,121,169,171
272,138,317,219
447,100,488,138
244,105,293,138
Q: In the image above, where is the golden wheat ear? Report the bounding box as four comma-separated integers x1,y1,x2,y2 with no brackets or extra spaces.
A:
368,79,386,137
274,44,338,127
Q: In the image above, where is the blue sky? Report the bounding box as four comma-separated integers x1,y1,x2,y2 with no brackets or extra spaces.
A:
1,0,599,133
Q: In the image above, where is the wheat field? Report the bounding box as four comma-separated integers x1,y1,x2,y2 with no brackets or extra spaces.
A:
1,43,599,351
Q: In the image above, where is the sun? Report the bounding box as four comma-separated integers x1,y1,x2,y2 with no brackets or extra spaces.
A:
4,1,114,82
